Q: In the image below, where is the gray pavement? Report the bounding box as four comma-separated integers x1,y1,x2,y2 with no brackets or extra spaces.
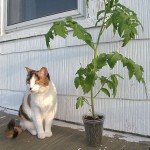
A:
0,111,149,150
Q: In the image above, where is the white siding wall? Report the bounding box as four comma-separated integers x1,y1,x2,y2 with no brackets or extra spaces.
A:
0,0,150,136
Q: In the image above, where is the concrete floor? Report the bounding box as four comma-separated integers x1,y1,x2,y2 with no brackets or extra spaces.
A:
0,111,150,150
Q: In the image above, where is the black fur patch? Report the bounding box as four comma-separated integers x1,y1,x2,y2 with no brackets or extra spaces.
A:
19,105,31,121
12,129,18,139
47,73,50,80
26,70,37,84
7,119,15,130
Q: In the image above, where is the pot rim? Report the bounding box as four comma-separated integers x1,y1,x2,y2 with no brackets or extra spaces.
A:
82,113,105,122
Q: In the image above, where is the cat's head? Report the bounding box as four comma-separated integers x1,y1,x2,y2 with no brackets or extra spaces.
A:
25,67,50,94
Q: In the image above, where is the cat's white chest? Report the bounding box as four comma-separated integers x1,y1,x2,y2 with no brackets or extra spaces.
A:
32,94,54,112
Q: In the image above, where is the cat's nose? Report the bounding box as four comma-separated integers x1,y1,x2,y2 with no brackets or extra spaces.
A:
30,88,32,91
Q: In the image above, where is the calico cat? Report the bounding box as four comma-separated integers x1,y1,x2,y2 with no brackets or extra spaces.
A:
6,67,57,139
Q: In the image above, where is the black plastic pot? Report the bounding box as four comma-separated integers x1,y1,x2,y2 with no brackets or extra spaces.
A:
82,115,105,147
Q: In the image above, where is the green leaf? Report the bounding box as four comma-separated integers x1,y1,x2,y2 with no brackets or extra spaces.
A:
74,77,80,88
87,63,94,71
93,53,107,70
86,72,97,86
107,3,143,47
101,88,110,97
99,76,107,87
45,21,68,49
134,64,143,82
82,83,92,94
73,24,95,49
45,17,95,50
75,63,98,94
76,97,85,109
126,59,135,79
121,57,128,67
118,19,126,37
76,67,85,76
45,30,54,49
81,71,97,94
66,16,72,22
111,74,118,86
121,57,145,83
115,0,119,4
105,19,112,29
107,52,122,69
107,81,115,92
76,96,90,109
99,74,123,98
106,0,115,13
53,21,68,38
97,10,105,20
110,74,118,97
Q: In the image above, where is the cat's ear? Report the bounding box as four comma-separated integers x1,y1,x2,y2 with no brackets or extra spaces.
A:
39,67,48,77
25,67,32,73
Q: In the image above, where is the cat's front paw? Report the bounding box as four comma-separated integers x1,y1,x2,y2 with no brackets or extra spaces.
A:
45,131,52,137
38,132,45,139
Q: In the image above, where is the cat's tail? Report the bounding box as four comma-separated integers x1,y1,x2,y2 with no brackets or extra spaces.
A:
5,119,23,139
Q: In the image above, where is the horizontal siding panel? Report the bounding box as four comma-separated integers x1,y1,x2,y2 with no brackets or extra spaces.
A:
0,31,149,57
0,36,47,54
0,40,149,99
57,95,150,136
1,92,149,135
0,40,150,136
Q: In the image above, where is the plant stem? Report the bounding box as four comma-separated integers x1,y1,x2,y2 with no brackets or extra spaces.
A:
90,88,95,119
91,0,107,119
94,0,107,58
84,99,91,106
94,88,102,99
